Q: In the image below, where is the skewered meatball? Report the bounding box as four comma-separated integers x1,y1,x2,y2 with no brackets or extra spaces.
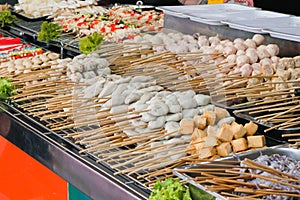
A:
233,38,245,44
252,34,265,46
240,64,253,77
244,39,256,48
223,46,237,57
236,55,250,67
266,44,280,57
257,45,271,60
246,48,259,64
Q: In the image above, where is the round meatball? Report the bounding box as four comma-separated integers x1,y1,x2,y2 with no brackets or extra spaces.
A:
252,34,265,46
236,55,250,67
244,39,256,49
246,49,259,64
266,44,280,57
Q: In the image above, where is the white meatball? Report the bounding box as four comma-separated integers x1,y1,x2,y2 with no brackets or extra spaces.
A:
252,63,261,72
246,49,259,64
214,44,225,54
233,38,245,44
208,35,220,45
236,49,245,56
223,46,237,57
244,39,256,49
236,55,250,67
240,64,253,77
226,54,237,63
257,45,271,60
234,42,247,51
252,34,265,46
271,56,280,63
266,44,280,57
260,58,272,67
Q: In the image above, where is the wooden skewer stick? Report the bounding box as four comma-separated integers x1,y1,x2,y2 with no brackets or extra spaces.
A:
234,187,300,198
282,133,300,137
242,158,299,180
264,104,300,123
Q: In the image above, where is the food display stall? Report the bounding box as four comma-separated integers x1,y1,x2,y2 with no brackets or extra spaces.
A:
0,1,299,200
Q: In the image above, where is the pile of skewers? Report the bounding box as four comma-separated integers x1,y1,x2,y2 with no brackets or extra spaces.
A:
174,153,300,199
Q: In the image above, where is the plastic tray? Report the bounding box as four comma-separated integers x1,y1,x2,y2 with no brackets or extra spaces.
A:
189,9,291,26
173,145,299,200
158,4,258,20
262,27,300,42
222,16,300,33
159,4,258,14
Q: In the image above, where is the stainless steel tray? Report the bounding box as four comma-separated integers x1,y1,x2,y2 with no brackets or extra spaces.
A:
173,145,299,200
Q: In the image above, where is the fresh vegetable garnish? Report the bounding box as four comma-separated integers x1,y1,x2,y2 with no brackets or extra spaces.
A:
78,32,104,55
149,178,192,200
188,183,215,200
0,77,17,101
0,10,16,27
37,21,62,42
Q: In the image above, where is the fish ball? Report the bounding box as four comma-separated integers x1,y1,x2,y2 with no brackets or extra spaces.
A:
149,101,169,116
148,116,166,129
194,94,211,106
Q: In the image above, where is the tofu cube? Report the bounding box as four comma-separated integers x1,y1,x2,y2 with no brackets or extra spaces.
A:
214,107,227,121
231,123,247,139
180,119,194,134
244,121,258,136
203,110,217,126
216,142,232,157
203,136,220,147
217,123,233,142
207,125,219,137
192,128,207,140
194,115,207,129
199,147,217,159
231,138,248,153
247,135,266,148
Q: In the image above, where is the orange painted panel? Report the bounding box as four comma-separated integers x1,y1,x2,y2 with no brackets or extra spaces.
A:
0,135,67,200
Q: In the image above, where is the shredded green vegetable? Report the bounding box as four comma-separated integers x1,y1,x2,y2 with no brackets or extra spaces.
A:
78,32,104,55
149,178,192,200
